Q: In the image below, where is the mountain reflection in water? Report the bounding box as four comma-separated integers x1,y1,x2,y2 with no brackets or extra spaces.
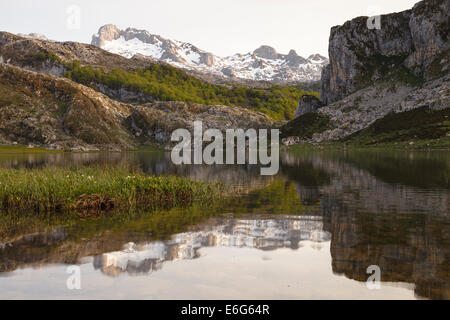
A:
93,216,330,277
0,150,448,299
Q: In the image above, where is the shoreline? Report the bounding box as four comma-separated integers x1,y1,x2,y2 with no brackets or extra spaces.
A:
2,137,450,155
284,137,450,152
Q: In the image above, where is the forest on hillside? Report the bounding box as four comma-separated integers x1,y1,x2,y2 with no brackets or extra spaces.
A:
64,60,318,120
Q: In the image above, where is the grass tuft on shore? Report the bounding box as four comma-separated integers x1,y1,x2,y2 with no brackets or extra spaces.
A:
0,166,221,214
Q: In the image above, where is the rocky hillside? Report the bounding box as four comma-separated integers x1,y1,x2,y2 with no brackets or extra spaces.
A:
282,0,449,146
0,31,316,121
0,31,152,74
0,63,135,151
0,63,273,151
92,24,328,84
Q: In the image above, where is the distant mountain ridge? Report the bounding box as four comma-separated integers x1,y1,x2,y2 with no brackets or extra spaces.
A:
91,24,328,83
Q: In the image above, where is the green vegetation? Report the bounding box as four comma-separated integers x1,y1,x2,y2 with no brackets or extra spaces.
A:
280,112,331,139
0,178,318,251
133,144,166,152
425,50,450,79
64,60,318,120
285,107,450,150
0,83,27,106
343,107,450,146
32,51,61,63
22,51,63,67
354,54,425,89
0,166,221,214
0,145,62,153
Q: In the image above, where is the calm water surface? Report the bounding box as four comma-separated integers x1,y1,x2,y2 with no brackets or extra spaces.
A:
0,150,448,300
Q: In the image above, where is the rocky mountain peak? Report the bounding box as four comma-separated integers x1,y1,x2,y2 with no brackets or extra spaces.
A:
308,54,326,62
253,45,279,60
91,25,329,83
92,24,121,47
288,49,299,57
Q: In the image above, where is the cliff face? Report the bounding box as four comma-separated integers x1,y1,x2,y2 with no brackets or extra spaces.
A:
321,0,449,105
294,95,324,118
283,0,449,144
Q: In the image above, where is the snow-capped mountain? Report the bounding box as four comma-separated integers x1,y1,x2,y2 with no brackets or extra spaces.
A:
91,25,328,83
93,216,330,276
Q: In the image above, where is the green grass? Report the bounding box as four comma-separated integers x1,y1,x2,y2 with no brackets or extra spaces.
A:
284,107,450,150
0,166,222,214
132,144,166,152
0,145,63,153
280,112,331,139
287,137,450,151
63,60,318,120
342,107,450,147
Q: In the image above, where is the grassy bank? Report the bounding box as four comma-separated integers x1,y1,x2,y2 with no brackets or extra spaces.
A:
0,166,221,214
342,107,450,147
280,113,331,139
0,144,166,153
285,107,450,150
287,137,450,151
0,145,63,153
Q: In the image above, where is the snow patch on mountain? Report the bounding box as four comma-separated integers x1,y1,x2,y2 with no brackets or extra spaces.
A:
92,25,328,83
103,36,164,59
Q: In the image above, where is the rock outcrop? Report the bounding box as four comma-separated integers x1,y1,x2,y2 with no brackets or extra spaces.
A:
321,0,449,105
294,95,324,118
126,101,273,145
91,24,121,47
0,63,135,151
0,62,273,151
17,33,49,41
284,0,449,144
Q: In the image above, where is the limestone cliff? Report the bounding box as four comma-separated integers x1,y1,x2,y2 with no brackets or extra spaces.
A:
283,0,449,144
294,95,324,118
321,0,449,105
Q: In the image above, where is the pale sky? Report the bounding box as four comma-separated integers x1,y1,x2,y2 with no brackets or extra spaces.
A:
0,0,419,58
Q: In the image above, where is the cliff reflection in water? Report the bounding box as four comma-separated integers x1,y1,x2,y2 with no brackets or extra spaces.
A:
281,151,450,300
0,150,448,299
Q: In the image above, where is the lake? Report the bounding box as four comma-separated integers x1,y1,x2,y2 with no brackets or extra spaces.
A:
0,149,448,300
